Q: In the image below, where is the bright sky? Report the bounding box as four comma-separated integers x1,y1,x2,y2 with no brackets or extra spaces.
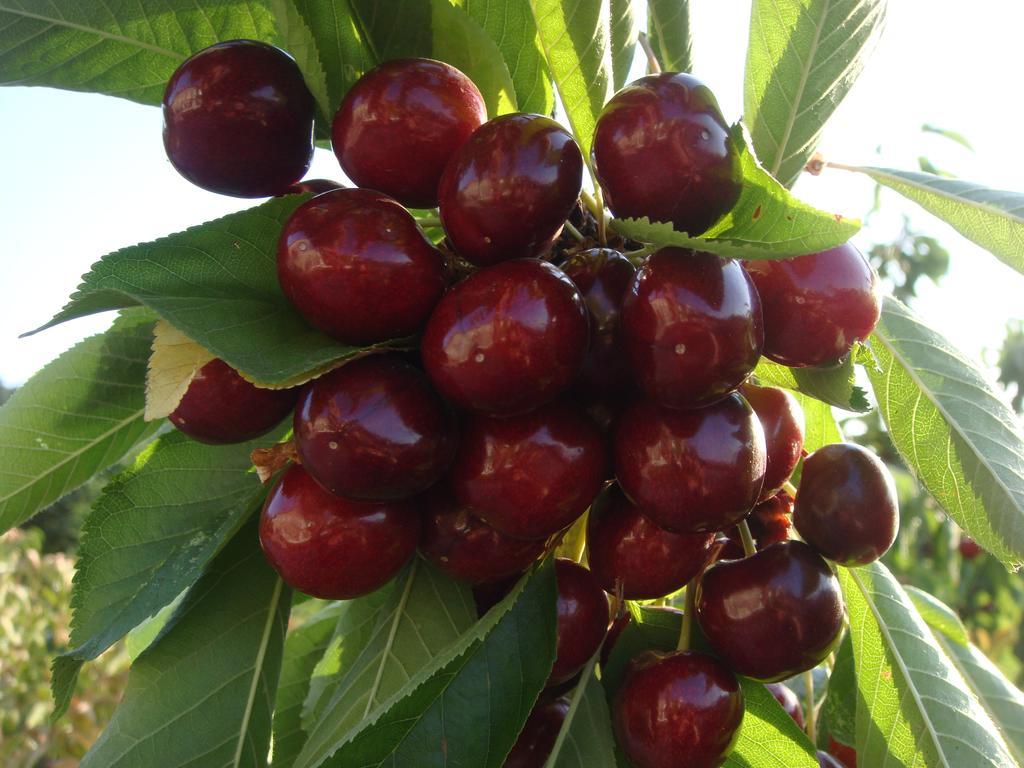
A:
2,0,1023,394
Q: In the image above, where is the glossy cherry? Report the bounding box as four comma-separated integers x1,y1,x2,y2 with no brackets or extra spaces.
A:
550,559,609,685
960,536,984,560
613,650,744,768
284,179,343,195
614,394,766,533
765,683,805,729
449,401,607,540
258,465,419,599
169,358,297,444
332,58,486,208
620,249,763,409
818,752,848,768
794,443,899,566
587,485,715,599
162,40,314,197
696,541,845,681
503,697,570,768
438,113,584,266
593,72,740,235
421,259,589,415
419,486,549,584
828,736,858,767
561,248,637,397
744,243,882,367
278,187,447,344
740,382,805,498
294,354,456,500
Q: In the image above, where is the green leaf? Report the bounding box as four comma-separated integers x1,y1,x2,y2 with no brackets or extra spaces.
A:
611,124,859,258
28,196,408,388
791,391,843,455
295,561,558,768
298,558,475,756
921,124,974,152
546,655,617,767
905,585,970,646
350,0,432,61
0,310,157,536
459,0,555,114
432,0,517,116
839,562,1017,767
647,0,692,73
272,601,347,768
81,519,291,768
50,429,276,718
753,354,871,412
821,633,856,748
744,0,886,188
609,0,639,90
529,0,614,159
832,165,1024,278
867,296,1024,571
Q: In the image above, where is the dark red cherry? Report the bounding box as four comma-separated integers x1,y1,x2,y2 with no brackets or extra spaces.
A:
765,683,805,729
614,394,766,533
593,73,740,235
169,358,297,444
419,486,549,584
587,485,715,599
602,611,633,666
716,493,793,562
828,736,858,767
696,540,845,681
472,573,521,617
284,179,343,195
332,58,486,208
421,259,589,415
258,465,419,599
959,536,983,560
294,355,456,500
449,401,607,540
818,752,847,768
613,650,744,768
162,40,314,197
744,243,882,367
740,383,804,498
438,114,584,266
794,443,899,566
620,249,763,409
503,696,571,768
278,188,446,344
550,559,609,685
561,248,637,397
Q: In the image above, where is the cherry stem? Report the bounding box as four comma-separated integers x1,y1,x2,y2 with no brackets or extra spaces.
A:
803,669,817,743
638,32,662,74
416,215,441,228
624,245,657,265
563,219,585,242
737,519,757,557
677,581,697,652
783,480,798,498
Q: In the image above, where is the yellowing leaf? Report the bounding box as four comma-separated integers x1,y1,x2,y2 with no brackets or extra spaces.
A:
145,320,215,422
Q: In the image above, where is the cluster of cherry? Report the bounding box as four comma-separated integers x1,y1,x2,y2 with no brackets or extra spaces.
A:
161,40,895,768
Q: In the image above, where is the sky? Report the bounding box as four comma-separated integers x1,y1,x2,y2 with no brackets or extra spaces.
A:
2,0,1023,397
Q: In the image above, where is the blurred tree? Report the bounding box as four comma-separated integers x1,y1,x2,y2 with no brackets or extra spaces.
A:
997,320,1024,413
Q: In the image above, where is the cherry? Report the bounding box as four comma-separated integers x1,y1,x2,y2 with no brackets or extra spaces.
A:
162,40,314,197
828,736,858,767
716,493,793,561
503,697,570,768
421,259,589,415
740,382,805,498
550,559,609,685
294,354,456,501
794,443,899,566
284,179,343,195
332,58,486,208
696,540,845,682
587,485,715,599
602,611,633,666
593,73,740,235
818,752,847,768
560,248,637,397
620,249,763,409
959,536,984,560
765,682,805,729
614,394,766,533
278,188,447,344
438,113,584,266
169,358,297,444
613,650,744,768
419,485,549,584
472,573,521,617
258,465,419,599
744,243,882,367
449,401,607,540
